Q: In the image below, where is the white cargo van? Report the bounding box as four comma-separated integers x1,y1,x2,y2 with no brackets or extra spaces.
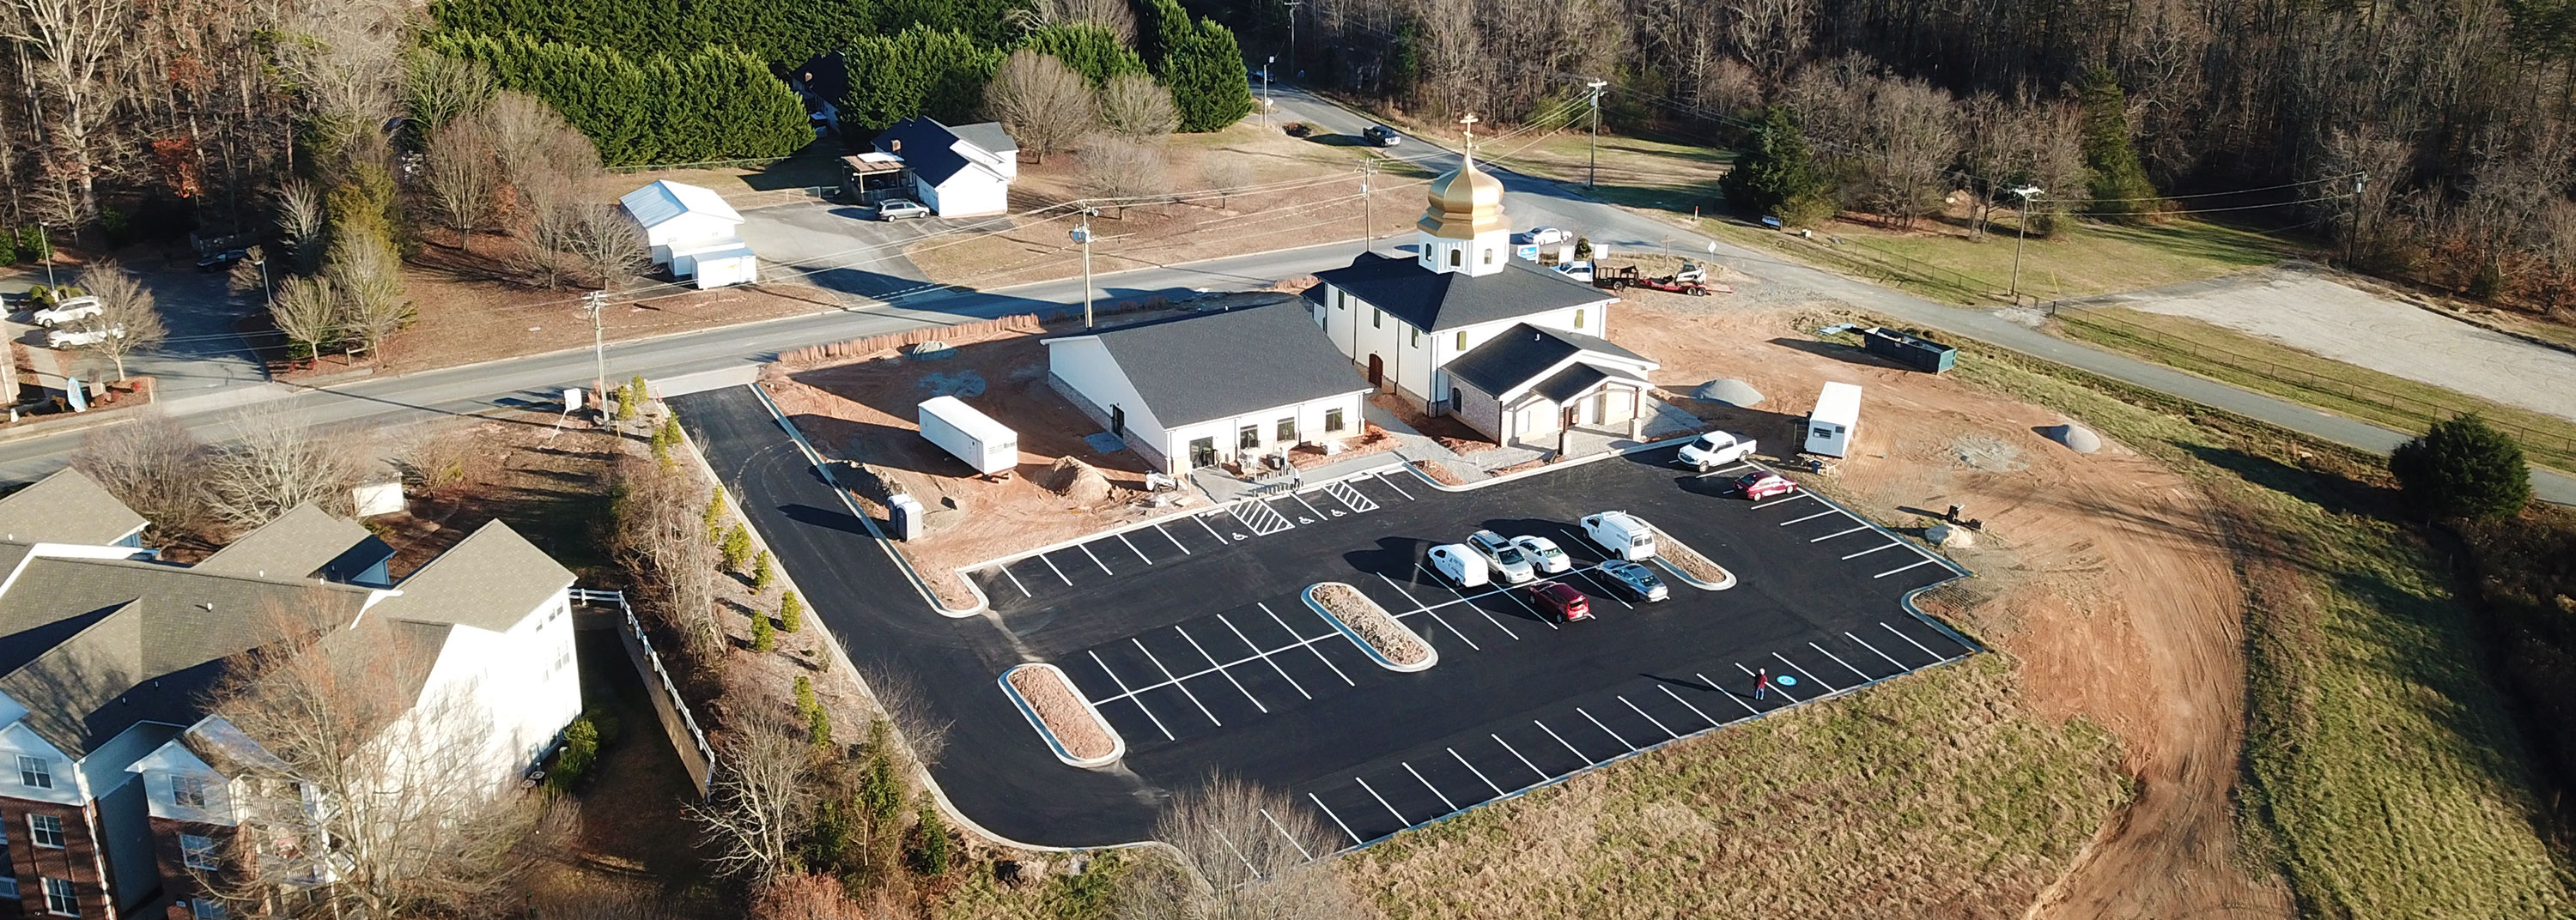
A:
1426,543,1490,588
1581,511,1657,560
1805,382,1862,457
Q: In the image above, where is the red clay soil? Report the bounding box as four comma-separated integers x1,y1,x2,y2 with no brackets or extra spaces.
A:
1314,583,1429,665
1412,459,1467,486
1007,666,1115,761
1370,392,1498,453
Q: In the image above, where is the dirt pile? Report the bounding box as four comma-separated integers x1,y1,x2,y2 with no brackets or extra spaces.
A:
2043,423,2104,454
1045,456,1115,505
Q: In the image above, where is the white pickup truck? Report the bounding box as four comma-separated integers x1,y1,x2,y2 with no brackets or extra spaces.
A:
1675,431,1757,471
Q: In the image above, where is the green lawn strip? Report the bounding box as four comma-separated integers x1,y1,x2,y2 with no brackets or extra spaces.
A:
934,849,1134,920
2053,306,2576,473
1345,657,2126,919
1941,332,2576,917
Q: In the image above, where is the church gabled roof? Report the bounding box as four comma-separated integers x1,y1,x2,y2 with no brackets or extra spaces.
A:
1314,252,1613,333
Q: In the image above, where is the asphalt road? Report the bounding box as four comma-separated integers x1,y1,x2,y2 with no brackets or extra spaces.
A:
679,384,1971,846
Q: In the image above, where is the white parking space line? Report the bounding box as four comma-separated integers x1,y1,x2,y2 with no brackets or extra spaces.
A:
1874,558,1944,579
1884,621,1945,661
1221,614,1312,699
1809,524,1874,543
1078,542,1115,575
1270,602,1356,686
1700,672,1765,713
1619,695,1679,739
1848,631,1911,672
1773,652,1838,693
1177,626,1267,713
1038,553,1073,585
1489,586,1552,633
994,565,1031,598
1751,493,1814,510
1493,734,1549,779
1356,777,1409,824
1577,707,1635,750
1258,808,1314,861
1812,641,1874,682
1843,542,1905,560
1406,763,1460,812
1194,512,1229,542
1451,748,1507,797
1406,603,1482,651
1697,461,1754,477
1310,794,1362,844
1291,493,1328,521
1373,471,1415,499
1537,720,1597,766
1732,663,1803,703
1375,572,1429,611
1780,510,1842,525
1659,685,1722,727
1089,650,1175,740
1154,524,1192,555
1571,568,1635,609
1133,639,1222,726
1115,532,1154,565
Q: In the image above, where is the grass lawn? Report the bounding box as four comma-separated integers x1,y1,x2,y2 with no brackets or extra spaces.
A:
1344,656,2129,918
2053,306,2576,473
1949,336,2576,918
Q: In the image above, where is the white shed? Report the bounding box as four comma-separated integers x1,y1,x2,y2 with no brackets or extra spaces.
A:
665,238,758,289
619,179,748,268
1806,382,1862,457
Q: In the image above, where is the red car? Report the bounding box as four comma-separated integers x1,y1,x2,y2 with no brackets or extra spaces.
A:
1734,471,1797,500
1529,582,1592,622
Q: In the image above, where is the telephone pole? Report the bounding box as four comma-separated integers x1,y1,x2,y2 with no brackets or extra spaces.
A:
2007,186,2043,305
1261,58,1273,128
1361,160,1375,253
2345,172,2368,268
1585,78,1608,188
580,290,609,413
1283,1,1302,74
1072,209,1097,327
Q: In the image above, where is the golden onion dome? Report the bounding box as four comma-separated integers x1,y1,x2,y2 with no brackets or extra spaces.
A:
1418,157,1507,240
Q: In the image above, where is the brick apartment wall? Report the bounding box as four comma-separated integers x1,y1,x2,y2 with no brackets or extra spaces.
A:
1,796,107,919
146,817,229,920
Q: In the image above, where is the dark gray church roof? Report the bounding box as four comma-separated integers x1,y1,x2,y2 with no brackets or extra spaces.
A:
1446,324,1655,397
1313,251,1612,332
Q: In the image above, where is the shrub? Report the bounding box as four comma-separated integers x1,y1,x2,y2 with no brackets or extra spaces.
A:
18,226,50,262
751,550,775,592
2391,413,2531,519
614,380,638,421
720,523,754,571
547,717,600,791
780,590,804,632
751,608,776,651
703,487,728,540
795,676,818,715
908,801,952,875
807,705,834,748
0,232,17,266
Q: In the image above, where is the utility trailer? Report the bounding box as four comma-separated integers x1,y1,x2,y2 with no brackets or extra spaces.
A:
917,396,1018,475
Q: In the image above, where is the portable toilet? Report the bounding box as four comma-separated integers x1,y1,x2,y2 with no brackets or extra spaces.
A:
888,493,926,541
1805,382,1862,457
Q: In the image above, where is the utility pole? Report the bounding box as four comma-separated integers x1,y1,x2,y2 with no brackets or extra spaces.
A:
1261,58,1273,128
36,222,53,288
580,290,608,414
2345,172,2368,268
1585,78,1608,189
2007,186,2043,305
1072,209,1097,327
1284,0,1302,76
1361,160,1375,253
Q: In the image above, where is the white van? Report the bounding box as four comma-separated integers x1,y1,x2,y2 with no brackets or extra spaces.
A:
1425,543,1490,588
1581,511,1657,560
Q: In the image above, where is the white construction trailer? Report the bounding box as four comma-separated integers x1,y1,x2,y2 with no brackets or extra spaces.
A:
918,396,1018,475
1805,382,1862,457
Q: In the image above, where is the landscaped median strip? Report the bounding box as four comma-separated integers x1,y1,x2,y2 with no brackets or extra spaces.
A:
1305,582,1438,672
1642,523,1736,590
998,663,1126,768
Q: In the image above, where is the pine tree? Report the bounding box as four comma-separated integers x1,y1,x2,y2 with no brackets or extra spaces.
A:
703,487,728,541
908,801,952,875
780,590,804,632
1720,105,1832,224
2391,413,2532,519
1020,24,1147,86
751,608,776,651
794,675,817,712
2077,65,2160,222
840,27,1005,130
720,523,753,571
750,551,775,592
1145,9,1255,132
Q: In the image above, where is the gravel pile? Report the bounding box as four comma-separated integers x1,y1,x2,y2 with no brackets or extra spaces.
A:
2042,423,2103,454
1692,378,1765,407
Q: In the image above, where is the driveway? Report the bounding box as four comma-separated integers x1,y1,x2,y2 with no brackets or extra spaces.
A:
3,262,264,397
736,200,969,302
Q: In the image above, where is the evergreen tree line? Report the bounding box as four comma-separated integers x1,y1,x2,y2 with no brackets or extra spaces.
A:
430,31,812,166
430,0,1028,75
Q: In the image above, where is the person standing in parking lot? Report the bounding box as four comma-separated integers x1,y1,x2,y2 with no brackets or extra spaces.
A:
1755,668,1771,701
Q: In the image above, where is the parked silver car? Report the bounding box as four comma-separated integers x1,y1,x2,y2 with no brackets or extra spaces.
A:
1465,530,1537,584
1597,560,1668,602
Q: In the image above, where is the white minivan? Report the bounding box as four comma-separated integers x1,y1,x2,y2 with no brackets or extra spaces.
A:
1425,543,1490,588
1581,511,1657,560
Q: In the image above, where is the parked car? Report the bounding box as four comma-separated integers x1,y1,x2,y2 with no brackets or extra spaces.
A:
1510,535,1571,573
197,249,249,272
1464,530,1537,584
1581,511,1657,560
30,296,101,327
1521,227,1570,247
1734,471,1798,501
1675,431,1757,471
877,199,930,221
1426,543,1490,588
47,324,121,348
1363,124,1401,147
1528,581,1592,622
1597,560,1669,602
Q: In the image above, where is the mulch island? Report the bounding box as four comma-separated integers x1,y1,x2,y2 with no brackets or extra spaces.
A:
1005,664,1117,763
1647,524,1734,587
1312,582,1433,667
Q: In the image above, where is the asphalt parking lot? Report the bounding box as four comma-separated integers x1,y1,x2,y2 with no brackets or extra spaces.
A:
672,385,1973,848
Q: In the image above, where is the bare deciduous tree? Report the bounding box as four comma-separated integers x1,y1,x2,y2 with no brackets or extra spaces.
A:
71,259,165,382
1,0,135,221
270,275,340,362
426,114,500,253
1082,138,1167,218
204,421,358,528
72,412,207,539
987,50,1097,163
1012,0,1139,44
404,51,495,135
486,90,600,223
325,230,410,361
562,203,648,290
748,873,872,920
1118,772,1365,920
608,457,722,651
276,180,329,273
687,727,816,887
1200,154,1255,209
1855,76,1959,227
270,0,404,165
1098,72,1180,138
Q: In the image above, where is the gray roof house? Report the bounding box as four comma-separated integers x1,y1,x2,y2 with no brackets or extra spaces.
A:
1043,301,1375,475
869,116,1018,218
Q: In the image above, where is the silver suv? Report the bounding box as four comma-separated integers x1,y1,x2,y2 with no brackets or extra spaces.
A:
1465,530,1536,584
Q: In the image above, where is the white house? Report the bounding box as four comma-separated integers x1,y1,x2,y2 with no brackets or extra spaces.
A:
869,117,1018,217
0,469,580,920
618,179,758,289
1304,143,1644,444
1046,301,1374,475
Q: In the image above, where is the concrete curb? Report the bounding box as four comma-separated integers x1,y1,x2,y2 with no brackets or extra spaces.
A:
1303,582,1437,673
1391,433,1702,493
1639,529,1736,591
997,663,1127,769
739,383,992,618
